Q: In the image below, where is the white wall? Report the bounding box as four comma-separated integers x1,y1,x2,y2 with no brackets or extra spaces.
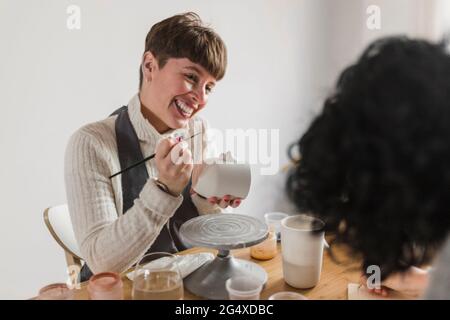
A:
0,0,448,299
325,0,446,83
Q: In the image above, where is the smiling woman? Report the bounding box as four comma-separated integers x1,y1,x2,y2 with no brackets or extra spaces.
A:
139,57,218,132
139,12,226,132
64,12,242,283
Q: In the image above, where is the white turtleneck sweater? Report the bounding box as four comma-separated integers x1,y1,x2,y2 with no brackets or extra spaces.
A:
64,93,222,274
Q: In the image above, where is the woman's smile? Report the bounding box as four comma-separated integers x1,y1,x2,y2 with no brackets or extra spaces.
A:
171,97,195,120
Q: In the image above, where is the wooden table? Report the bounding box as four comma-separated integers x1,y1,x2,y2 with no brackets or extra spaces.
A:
73,243,361,300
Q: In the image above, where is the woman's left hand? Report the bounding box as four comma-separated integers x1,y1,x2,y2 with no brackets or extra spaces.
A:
359,266,429,298
191,163,242,209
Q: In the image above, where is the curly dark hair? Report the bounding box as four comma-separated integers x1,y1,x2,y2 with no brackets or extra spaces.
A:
286,36,450,279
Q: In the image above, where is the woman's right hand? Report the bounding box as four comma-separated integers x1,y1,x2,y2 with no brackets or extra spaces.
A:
155,137,193,196
360,266,429,298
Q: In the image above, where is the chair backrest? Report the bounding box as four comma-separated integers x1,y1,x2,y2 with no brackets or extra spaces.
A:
43,205,82,266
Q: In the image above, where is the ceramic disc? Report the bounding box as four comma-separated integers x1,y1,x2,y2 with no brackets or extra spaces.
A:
179,214,268,250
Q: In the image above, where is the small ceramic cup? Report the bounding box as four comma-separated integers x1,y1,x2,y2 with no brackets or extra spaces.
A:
37,283,74,300
225,276,263,300
87,272,124,300
268,291,307,300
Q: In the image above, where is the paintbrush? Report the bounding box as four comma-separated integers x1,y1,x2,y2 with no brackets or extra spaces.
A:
109,131,202,179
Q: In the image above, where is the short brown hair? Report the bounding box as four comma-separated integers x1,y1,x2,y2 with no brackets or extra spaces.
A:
139,12,227,88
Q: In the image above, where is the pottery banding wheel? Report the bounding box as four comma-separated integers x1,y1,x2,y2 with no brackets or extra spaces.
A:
180,213,268,250
180,214,269,300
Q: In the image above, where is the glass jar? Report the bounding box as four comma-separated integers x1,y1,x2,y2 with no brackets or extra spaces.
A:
132,252,183,300
87,272,124,300
250,228,277,260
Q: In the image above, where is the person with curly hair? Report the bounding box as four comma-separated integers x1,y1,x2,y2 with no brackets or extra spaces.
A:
286,36,450,299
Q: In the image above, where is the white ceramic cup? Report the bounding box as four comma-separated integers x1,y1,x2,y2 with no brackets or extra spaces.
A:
280,214,325,289
264,212,289,239
268,291,307,300
193,156,251,199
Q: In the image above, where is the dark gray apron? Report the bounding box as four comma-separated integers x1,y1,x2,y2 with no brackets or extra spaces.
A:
79,106,199,282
